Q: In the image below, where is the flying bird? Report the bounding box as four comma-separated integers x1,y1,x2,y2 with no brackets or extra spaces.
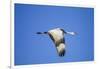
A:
36,28,76,57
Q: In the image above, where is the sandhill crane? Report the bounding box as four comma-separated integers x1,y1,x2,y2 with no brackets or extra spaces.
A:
36,28,76,57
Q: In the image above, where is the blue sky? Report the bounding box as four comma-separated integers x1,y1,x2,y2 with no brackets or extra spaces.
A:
15,3,94,65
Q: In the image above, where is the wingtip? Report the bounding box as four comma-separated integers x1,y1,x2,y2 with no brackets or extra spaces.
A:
58,49,65,57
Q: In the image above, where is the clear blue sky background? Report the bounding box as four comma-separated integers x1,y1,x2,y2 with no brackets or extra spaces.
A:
15,3,94,65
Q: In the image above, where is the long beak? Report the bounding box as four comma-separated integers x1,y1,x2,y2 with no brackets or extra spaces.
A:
36,32,48,34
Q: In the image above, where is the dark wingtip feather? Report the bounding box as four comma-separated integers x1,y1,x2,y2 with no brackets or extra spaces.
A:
59,49,65,57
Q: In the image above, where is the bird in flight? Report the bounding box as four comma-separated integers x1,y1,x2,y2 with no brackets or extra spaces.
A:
36,28,76,57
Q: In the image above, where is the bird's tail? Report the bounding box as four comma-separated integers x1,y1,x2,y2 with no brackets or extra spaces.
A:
36,32,47,34
56,43,65,57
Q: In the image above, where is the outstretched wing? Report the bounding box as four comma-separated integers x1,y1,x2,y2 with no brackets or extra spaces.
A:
48,28,66,56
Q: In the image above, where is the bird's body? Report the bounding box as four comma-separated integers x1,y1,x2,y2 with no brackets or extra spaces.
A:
36,28,76,57
48,28,64,44
48,28,65,56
